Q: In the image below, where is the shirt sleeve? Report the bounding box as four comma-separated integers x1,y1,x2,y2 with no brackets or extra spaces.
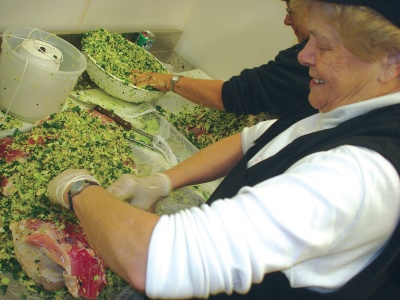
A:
221,41,311,117
240,119,277,154
146,146,400,298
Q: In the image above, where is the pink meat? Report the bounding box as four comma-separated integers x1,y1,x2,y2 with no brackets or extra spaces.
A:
0,137,28,163
0,137,12,154
10,219,107,299
0,136,36,196
187,125,207,138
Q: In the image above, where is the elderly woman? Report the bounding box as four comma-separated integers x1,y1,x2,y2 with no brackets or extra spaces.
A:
48,0,400,299
131,0,310,117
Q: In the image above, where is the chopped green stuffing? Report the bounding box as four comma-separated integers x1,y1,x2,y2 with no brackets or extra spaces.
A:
81,28,168,90
156,105,269,149
0,106,139,299
0,113,25,131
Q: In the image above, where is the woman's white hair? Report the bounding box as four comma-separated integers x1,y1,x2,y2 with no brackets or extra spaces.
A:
291,0,400,61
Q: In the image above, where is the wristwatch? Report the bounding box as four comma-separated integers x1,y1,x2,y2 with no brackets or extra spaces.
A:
68,180,99,211
170,75,182,93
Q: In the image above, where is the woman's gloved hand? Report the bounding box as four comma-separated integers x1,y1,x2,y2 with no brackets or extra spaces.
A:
106,173,172,211
47,169,100,210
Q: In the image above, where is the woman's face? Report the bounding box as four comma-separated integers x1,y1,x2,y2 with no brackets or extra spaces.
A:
298,3,385,112
284,2,309,43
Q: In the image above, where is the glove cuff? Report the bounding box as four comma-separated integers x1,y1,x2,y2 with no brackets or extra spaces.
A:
56,174,100,209
154,173,172,197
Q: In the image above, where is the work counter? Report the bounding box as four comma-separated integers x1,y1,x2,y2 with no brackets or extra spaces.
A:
0,65,220,299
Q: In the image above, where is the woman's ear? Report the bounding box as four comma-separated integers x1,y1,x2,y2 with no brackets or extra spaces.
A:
380,52,400,82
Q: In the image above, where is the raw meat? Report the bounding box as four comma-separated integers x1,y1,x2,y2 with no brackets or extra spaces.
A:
10,218,107,300
0,109,129,198
0,136,28,163
0,135,45,195
1,107,138,297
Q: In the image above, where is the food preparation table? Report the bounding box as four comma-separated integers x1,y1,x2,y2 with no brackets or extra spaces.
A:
0,68,220,300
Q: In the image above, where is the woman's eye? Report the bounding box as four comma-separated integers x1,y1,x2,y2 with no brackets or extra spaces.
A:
317,45,329,52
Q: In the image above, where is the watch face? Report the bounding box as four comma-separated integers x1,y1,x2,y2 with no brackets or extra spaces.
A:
70,181,86,194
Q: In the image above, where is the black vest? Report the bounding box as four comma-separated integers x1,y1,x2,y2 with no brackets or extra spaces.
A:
208,103,400,300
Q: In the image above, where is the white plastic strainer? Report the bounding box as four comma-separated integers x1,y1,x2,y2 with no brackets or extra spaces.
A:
84,52,166,103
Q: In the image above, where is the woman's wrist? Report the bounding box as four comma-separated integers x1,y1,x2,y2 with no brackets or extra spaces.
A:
152,74,172,92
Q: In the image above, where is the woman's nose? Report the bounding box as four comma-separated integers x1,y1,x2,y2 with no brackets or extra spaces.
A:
298,39,315,66
284,14,292,26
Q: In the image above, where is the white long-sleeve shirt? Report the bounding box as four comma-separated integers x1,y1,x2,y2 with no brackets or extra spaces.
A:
146,93,400,299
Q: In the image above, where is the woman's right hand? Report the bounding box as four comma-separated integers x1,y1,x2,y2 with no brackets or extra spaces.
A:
130,70,172,92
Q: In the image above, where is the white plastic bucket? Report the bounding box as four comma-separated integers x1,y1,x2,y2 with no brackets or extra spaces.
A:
0,27,86,122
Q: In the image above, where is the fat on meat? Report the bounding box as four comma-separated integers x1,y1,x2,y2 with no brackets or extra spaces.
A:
10,219,107,299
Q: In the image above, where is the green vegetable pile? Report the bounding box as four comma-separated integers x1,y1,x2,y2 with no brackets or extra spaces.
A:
81,28,168,90
0,106,138,299
156,105,268,149
0,113,25,132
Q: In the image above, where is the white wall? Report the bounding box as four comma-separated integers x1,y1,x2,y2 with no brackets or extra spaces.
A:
0,0,196,34
0,0,296,80
175,0,296,80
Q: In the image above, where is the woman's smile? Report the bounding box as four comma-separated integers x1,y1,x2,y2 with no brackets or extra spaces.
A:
311,77,325,85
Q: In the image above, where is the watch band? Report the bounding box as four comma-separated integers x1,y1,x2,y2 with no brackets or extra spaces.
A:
68,180,100,211
171,75,182,93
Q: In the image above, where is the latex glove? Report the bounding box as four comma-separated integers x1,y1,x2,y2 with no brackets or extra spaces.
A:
106,173,171,210
47,169,100,209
